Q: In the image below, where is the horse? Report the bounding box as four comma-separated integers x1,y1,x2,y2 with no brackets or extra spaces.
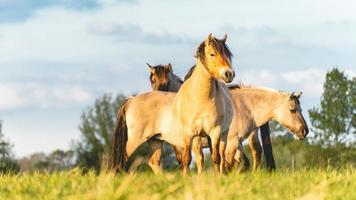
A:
146,63,183,173
147,63,182,92
150,65,308,172
191,85,309,172
111,34,236,174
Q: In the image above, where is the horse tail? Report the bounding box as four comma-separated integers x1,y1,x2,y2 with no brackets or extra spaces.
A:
260,122,276,171
111,98,130,173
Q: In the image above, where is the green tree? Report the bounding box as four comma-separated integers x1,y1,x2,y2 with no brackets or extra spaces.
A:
17,150,74,172
350,77,356,136
74,93,126,171
308,68,355,147
0,121,20,173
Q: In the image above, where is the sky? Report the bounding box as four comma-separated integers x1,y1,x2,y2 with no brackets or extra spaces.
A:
0,0,355,157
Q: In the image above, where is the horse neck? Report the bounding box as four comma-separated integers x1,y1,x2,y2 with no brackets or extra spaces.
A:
237,88,282,127
181,60,216,99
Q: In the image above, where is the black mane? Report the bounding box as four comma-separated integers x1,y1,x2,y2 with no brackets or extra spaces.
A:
184,65,196,81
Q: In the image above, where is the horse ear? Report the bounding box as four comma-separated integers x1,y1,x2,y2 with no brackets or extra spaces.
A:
205,33,213,44
167,63,173,72
146,63,154,73
295,92,302,99
222,34,227,43
289,92,295,100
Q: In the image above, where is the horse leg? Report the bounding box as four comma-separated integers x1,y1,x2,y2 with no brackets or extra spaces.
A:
224,132,238,172
248,130,262,171
181,138,192,175
234,139,250,171
172,145,182,166
210,127,222,174
192,136,204,174
219,133,228,174
126,137,147,159
147,139,163,174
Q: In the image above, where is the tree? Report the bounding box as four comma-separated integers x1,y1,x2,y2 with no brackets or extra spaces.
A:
46,150,75,171
350,77,356,136
0,121,20,173
74,93,126,171
308,68,355,147
17,150,75,172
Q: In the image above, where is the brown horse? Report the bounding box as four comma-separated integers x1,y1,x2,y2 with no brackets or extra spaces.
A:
111,34,235,174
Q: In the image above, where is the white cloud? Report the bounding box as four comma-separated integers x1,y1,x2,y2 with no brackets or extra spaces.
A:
238,68,327,98
5,124,81,157
0,84,26,109
0,83,93,110
281,68,326,96
53,86,92,103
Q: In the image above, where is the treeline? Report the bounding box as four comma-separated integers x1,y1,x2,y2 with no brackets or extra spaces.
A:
0,68,354,173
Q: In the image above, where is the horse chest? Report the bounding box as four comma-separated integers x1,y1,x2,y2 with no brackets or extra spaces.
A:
191,111,220,135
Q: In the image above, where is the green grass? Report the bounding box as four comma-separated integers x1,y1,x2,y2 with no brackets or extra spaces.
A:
0,168,355,200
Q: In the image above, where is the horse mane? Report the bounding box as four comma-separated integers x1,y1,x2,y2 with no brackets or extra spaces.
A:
195,37,233,65
184,65,196,81
170,72,183,84
227,84,241,90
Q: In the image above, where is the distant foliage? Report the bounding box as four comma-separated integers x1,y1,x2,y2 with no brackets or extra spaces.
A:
308,68,355,147
0,121,20,173
242,134,356,170
17,150,75,172
74,93,126,171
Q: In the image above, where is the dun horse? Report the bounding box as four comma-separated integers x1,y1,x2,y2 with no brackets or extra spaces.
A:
111,34,236,174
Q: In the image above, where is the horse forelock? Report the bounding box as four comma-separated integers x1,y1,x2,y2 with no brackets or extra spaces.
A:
149,64,171,83
153,65,170,76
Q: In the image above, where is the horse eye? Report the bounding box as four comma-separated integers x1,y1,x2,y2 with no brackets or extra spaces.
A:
290,108,297,113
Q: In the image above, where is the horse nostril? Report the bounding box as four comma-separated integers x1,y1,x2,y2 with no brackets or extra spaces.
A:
225,71,232,79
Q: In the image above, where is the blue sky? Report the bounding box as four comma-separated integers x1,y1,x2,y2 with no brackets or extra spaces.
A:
0,0,355,157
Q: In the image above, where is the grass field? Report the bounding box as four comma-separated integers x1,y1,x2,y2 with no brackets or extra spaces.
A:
0,168,355,200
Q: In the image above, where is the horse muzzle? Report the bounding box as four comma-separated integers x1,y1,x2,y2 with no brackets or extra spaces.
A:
221,68,235,83
298,128,309,140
